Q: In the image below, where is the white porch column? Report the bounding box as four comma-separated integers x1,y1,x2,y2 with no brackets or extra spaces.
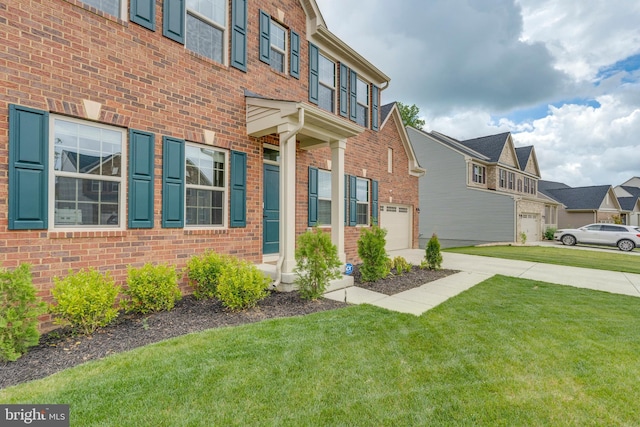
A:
279,127,298,276
330,139,346,265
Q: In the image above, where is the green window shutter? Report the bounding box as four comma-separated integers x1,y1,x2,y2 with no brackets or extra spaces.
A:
128,129,155,229
230,150,247,227
162,136,185,228
371,180,379,225
344,174,348,225
130,0,156,31
349,69,357,121
290,30,300,79
308,42,319,104
163,0,185,44
8,105,48,230
349,175,357,226
231,0,248,72
308,167,318,226
339,64,349,117
371,85,380,131
259,10,271,64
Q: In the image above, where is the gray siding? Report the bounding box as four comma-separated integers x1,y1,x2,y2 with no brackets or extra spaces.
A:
408,128,516,248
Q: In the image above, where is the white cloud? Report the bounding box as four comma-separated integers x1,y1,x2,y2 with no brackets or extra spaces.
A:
315,0,640,186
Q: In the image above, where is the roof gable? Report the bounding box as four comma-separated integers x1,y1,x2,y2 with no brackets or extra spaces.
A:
515,145,541,177
458,132,510,163
380,103,425,177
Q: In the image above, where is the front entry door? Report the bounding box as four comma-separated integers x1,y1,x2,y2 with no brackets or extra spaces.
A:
263,164,280,254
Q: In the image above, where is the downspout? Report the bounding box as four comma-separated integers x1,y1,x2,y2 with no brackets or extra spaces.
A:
272,107,305,289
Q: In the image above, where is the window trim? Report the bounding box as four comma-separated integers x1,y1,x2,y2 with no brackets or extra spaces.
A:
49,115,127,231
184,143,229,229
499,169,506,188
81,0,127,20
355,76,369,127
355,176,369,226
317,169,332,226
472,164,486,185
185,0,228,65
318,53,336,113
269,19,287,73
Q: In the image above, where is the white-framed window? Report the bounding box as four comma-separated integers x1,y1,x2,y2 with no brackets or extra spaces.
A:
318,54,335,113
318,170,332,225
388,148,393,173
81,0,124,18
185,144,227,227
517,179,523,192
499,169,506,188
356,78,369,127
524,177,530,193
356,177,369,225
51,117,125,228
186,0,227,64
472,164,485,184
269,20,287,73
508,172,515,190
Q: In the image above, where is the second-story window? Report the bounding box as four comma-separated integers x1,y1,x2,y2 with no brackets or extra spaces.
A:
508,172,515,190
81,0,121,17
356,78,369,127
499,169,506,188
524,177,530,193
270,21,286,72
472,164,486,184
318,54,335,113
186,0,226,64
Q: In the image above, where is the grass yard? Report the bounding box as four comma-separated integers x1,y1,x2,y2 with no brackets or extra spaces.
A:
3,275,640,425
445,245,640,275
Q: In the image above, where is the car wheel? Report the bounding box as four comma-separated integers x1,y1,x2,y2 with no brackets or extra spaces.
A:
561,235,576,246
617,239,635,252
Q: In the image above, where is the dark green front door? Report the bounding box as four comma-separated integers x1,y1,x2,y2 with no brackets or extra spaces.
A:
263,164,280,254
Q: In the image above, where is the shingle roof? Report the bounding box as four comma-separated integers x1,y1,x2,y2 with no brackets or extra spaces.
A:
458,132,510,163
618,197,638,211
542,185,612,210
427,130,489,160
380,102,395,124
538,180,571,193
515,146,533,170
621,185,640,198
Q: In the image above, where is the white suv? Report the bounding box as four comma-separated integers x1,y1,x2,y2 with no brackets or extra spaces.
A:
554,223,640,252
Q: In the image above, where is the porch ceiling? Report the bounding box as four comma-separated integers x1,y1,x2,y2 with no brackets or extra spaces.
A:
246,96,363,148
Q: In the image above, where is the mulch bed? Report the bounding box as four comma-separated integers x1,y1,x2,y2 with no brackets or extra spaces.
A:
0,266,456,389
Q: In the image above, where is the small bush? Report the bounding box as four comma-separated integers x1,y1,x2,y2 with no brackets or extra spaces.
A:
357,225,390,282
544,227,556,240
294,228,342,300
423,233,443,270
0,264,46,362
186,251,228,300
392,256,411,276
50,268,120,335
123,263,182,314
216,259,270,310
520,232,527,245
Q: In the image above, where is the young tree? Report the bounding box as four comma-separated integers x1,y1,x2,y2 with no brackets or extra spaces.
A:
397,102,425,130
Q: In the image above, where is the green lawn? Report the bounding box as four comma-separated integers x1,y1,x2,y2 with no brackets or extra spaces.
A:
3,275,640,426
445,245,640,274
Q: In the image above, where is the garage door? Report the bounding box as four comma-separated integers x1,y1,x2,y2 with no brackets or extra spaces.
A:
380,205,412,250
521,214,539,242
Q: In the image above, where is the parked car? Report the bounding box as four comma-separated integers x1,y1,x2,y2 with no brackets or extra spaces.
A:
554,223,640,252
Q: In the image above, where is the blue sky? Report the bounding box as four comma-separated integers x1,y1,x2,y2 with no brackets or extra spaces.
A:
315,0,640,187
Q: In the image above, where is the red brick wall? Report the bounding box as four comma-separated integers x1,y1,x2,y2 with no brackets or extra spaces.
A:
1,0,418,329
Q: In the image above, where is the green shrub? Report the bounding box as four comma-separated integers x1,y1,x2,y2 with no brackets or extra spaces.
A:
357,225,390,282
392,256,411,276
216,259,270,310
0,264,46,362
423,233,443,270
50,269,120,335
123,263,182,314
520,232,527,245
294,228,342,300
186,251,228,300
544,227,556,240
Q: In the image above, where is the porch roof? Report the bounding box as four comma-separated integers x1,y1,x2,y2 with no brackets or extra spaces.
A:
245,93,364,148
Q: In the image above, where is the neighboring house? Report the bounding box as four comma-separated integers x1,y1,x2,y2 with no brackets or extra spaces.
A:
407,128,557,248
614,177,640,226
3,0,423,328
538,181,623,228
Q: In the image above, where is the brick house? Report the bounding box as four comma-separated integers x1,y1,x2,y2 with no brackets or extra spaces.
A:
2,0,423,327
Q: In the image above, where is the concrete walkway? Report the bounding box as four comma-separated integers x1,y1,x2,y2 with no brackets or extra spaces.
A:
323,249,640,316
